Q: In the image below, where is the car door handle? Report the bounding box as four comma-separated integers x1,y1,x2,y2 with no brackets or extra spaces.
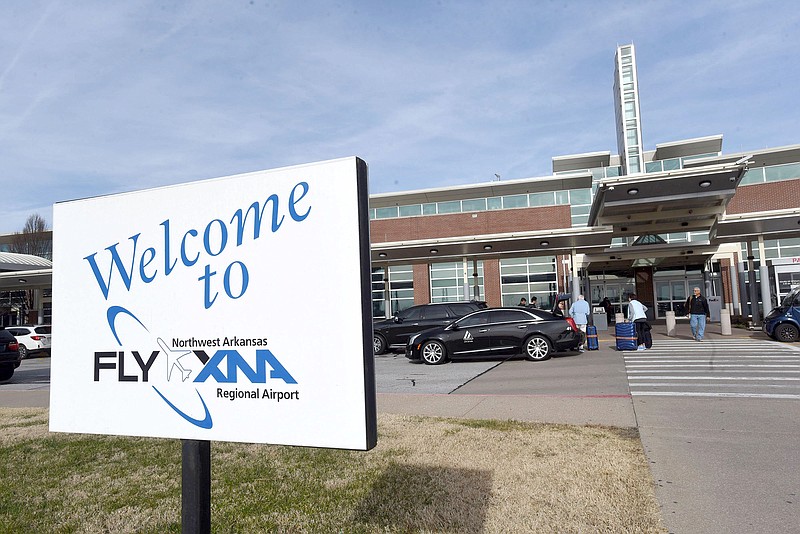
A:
517,325,527,329
478,329,489,333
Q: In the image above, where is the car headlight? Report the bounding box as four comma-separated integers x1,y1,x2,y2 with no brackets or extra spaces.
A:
407,333,420,346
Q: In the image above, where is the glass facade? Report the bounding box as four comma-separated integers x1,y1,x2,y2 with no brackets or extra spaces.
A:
430,261,484,302
499,256,558,308
739,162,800,185
370,188,593,227
371,264,415,317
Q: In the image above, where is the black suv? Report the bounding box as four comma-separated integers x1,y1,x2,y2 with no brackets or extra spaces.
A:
0,329,22,382
373,301,487,354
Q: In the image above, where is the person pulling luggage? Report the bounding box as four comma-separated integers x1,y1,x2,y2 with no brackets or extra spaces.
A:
627,293,650,351
569,294,590,352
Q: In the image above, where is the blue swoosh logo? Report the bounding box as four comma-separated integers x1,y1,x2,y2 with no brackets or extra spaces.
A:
151,386,213,429
105,304,214,430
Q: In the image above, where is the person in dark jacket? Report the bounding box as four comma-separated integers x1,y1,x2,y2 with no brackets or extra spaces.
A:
686,287,711,341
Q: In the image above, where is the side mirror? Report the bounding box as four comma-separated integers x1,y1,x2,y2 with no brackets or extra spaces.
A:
448,322,460,331
393,316,403,323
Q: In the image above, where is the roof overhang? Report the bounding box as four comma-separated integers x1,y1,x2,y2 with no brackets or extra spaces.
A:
711,207,800,243
552,151,612,173
653,135,723,160
0,269,52,290
371,226,614,264
588,162,747,238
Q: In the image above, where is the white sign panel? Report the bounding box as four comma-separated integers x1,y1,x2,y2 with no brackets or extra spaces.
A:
50,157,377,450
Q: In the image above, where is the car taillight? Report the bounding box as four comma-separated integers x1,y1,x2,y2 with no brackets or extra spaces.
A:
565,317,579,333
8,341,19,351
31,335,41,341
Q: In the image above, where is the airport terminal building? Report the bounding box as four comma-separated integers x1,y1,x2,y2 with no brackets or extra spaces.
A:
367,44,800,323
1,44,799,327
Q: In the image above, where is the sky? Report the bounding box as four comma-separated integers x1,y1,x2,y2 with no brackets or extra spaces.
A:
1,0,798,234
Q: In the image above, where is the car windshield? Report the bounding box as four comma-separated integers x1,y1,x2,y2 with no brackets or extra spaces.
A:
782,287,800,307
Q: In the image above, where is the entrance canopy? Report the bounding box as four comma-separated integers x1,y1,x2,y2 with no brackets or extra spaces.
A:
0,252,53,291
588,161,747,238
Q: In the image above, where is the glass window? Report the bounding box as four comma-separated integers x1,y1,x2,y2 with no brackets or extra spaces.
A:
369,208,376,220
375,206,398,219
462,198,487,212
571,205,591,215
645,161,662,173
605,166,621,177
500,256,558,307
459,313,489,327
423,307,449,320
555,191,569,205
399,204,422,217
529,192,555,206
663,158,681,171
628,157,640,173
422,203,437,215
502,195,528,208
569,188,592,205
489,310,528,324
739,168,765,185
765,162,800,182
430,261,484,302
487,197,503,210
571,214,589,227
437,201,461,214
389,265,414,314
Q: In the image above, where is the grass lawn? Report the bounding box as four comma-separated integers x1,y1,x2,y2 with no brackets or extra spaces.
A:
0,408,665,533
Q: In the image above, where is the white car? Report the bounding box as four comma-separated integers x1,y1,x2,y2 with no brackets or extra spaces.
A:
7,325,51,359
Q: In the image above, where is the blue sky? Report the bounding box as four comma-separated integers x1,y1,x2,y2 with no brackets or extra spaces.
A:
1,0,798,234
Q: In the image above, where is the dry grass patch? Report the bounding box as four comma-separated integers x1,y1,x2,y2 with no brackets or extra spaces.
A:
0,408,664,533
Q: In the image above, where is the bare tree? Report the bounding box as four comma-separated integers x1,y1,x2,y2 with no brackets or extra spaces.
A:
10,214,52,260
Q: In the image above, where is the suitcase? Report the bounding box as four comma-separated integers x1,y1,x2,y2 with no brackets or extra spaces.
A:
615,322,638,351
586,325,599,350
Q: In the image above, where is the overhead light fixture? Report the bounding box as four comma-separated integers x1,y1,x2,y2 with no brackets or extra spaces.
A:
610,255,616,260
686,250,694,255
483,245,492,250
18,278,27,283
627,188,639,195
621,226,628,232
378,252,387,258
699,180,712,188
539,240,549,246
430,248,438,254
681,222,689,227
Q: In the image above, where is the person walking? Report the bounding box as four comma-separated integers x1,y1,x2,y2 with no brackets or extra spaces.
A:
686,287,711,341
627,293,649,351
569,295,591,351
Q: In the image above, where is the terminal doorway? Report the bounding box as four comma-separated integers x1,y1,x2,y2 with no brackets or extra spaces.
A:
655,276,703,318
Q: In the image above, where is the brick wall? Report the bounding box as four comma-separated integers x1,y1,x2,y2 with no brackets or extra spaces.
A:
412,264,430,305
726,178,800,214
483,259,501,306
370,205,572,243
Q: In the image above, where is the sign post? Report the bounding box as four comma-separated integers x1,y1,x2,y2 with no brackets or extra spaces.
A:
50,157,377,528
182,439,211,533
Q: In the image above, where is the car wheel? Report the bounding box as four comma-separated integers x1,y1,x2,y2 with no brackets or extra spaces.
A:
421,340,446,365
18,344,28,359
524,335,552,361
774,323,799,343
373,334,387,355
0,366,13,381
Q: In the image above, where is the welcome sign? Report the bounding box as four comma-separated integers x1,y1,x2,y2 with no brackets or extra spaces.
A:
50,157,377,450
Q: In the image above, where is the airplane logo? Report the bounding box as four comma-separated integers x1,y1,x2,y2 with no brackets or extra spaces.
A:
157,338,193,382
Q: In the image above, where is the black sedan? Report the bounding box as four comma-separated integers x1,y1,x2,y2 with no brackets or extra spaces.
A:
0,329,22,381
405,307,582,364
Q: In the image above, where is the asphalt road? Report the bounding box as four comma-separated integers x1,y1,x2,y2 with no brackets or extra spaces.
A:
3,330,799,534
